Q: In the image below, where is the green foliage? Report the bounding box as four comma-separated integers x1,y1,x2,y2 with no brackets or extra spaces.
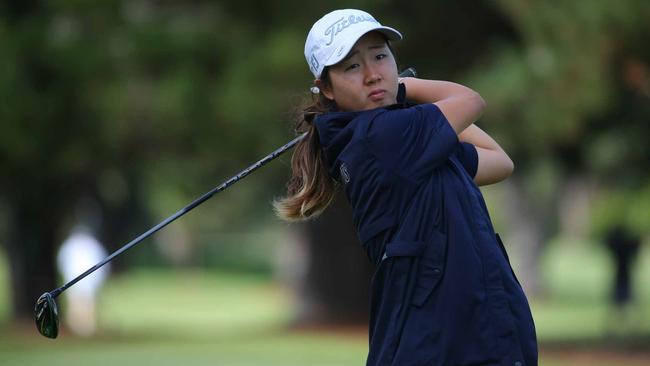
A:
466,0,650,235
591,185,650,237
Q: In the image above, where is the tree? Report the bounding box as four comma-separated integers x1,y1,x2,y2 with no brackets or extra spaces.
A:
0,0,260,322
464,0,650,293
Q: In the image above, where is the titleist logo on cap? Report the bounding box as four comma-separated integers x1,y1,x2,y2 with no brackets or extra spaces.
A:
324,14,378,45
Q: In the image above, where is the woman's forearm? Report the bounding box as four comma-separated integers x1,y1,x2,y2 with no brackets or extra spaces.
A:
458,124,501,151
400,78,478,104
460,124,515,185
400,77,485,135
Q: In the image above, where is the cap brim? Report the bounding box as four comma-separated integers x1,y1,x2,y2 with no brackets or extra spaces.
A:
323,26,403,68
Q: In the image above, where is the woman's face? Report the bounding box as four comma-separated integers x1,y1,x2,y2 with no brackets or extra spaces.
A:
318,32,399,112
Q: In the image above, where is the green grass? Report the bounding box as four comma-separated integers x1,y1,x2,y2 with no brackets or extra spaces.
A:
0,268,368,366
0,250,8,326
97,269,292,337
1,238,649,365
533,238,650,341
1,329,368,366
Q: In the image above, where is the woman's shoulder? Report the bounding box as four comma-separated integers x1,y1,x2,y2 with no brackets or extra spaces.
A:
366,103,448,138
316,103,447,146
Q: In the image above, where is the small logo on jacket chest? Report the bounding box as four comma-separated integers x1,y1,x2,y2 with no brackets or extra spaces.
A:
339,163,351,184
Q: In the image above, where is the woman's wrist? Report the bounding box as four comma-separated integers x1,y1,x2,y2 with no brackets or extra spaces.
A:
398,77,417,102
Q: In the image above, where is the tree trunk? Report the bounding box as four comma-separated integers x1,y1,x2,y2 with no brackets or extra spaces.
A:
292,191,374,326
501,177,557,297
5,187,64,323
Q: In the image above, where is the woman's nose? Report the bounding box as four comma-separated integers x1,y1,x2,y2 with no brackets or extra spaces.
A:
364,65,381,84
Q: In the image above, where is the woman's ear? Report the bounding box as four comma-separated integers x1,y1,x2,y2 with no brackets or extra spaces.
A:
315,79,334,100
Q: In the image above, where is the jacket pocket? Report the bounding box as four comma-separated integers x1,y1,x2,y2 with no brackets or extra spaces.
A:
383,240,426,258
382,233,446,308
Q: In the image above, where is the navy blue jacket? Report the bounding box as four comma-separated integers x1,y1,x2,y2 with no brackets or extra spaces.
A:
314,95,537,366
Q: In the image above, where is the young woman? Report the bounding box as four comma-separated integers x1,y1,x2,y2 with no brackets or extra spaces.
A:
276,9,537,366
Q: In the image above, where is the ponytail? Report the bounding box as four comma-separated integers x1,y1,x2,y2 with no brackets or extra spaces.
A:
274,74,338,221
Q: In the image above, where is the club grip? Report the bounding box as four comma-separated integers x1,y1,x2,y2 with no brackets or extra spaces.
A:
399,67,417,78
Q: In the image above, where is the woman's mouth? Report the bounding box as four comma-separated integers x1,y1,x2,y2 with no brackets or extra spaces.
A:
368,89,386,102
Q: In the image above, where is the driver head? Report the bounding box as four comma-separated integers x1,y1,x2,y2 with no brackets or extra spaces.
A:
34,292,59,338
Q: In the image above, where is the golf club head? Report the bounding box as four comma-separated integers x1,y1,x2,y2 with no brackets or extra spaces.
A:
34,292,59,338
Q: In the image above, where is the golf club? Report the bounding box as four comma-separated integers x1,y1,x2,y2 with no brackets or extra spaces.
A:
34,67,417,339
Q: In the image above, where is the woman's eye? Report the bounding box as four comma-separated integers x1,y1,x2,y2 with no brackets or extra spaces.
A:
376,53,387,60
345,63,360,71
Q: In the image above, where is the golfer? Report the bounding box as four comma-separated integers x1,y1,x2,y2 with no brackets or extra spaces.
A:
276,9,537,366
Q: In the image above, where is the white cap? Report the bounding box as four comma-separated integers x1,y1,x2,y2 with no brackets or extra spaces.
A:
304,9,402,79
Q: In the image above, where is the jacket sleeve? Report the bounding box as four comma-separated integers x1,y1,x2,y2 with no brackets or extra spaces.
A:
452,142,479,178
366,103,458,182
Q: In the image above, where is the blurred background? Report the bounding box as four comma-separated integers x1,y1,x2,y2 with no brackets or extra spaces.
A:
1,0,649,365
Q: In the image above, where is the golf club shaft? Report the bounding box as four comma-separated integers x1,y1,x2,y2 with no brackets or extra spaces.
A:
48,67,418,299
50,132,307,298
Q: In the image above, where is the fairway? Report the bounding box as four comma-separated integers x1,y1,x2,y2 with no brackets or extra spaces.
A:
1,268,370,366
1,329,369,366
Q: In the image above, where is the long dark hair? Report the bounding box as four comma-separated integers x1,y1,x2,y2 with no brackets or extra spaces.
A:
275,37,396,221
274,71,338,221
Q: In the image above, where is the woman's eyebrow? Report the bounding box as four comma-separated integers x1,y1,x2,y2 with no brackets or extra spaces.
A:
341,44,387,63
341,49,360,63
